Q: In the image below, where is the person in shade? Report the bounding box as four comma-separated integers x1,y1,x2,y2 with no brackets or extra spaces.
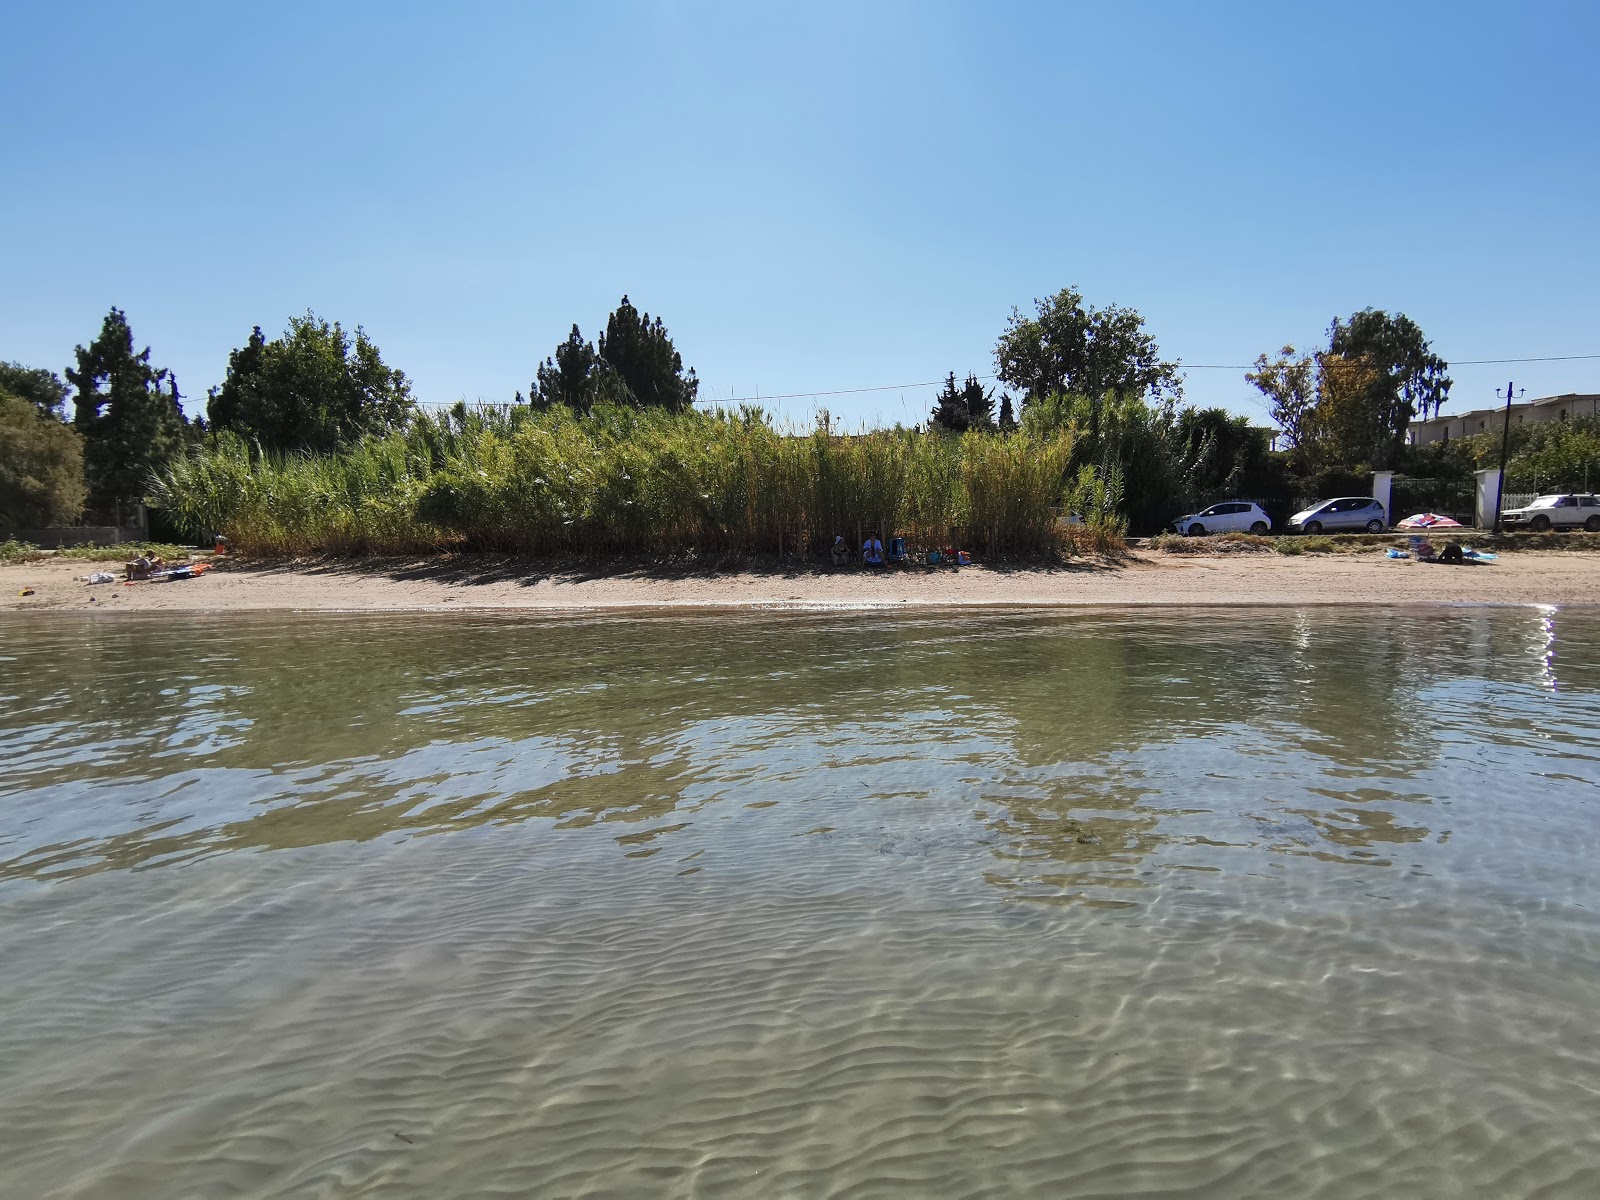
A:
830,533,850,567
862,531,884,566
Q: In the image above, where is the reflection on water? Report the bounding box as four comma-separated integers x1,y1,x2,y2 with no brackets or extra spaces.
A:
2,608,1599,1198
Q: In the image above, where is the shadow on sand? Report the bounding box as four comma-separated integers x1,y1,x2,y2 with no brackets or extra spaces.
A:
224,550,1130,591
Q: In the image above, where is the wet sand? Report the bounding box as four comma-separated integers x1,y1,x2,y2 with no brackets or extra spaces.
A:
4,550,1599,612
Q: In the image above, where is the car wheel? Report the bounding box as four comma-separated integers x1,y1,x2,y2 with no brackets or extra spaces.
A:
1187,523,1205,537
1586,515,1600,533
1366,519,1384,533
1304,521,1322,534
1530,515,1551,532
1249,521,1269,534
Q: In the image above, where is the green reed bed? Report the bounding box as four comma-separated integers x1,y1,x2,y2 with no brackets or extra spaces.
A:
1,538,196,564
154,406,1114,559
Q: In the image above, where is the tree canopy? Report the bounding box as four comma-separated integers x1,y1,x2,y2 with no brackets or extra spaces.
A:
929,372,995,433
0,361,71,420
208,313,414,453
0,383,86,529
1326,308,1450,469
67,308,187,513
533,297,698,412
1245,346,1316,452
995,286,1183,408
1247,311,1449,470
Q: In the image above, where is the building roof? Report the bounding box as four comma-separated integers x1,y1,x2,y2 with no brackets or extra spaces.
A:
1409,393,1599,430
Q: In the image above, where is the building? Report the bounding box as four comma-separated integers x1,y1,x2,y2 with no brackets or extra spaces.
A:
1408,393,1600,445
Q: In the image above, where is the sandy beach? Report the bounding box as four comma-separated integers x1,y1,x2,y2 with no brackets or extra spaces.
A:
4,550,1598,613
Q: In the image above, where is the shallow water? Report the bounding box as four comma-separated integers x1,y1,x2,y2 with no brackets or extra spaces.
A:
2,607,1598,1198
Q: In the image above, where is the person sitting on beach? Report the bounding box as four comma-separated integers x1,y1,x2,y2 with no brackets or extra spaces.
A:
862,532,884,566
831,533,850,567
125,554,153,581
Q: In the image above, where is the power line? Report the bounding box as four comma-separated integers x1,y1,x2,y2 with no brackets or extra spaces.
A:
425,353,1596,408
1453,354,1600,365
698,352,1599,405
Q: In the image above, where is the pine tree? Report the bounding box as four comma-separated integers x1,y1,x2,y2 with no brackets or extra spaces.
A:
534,325,606,412
207,314,412,453
931,373,996,432
930,372,966,430
67,308,187,516
998,393,1017,433
597,296,698,411
960,374,996,431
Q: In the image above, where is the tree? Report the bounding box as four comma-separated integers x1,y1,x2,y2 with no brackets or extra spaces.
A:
532,324,625,412
1312,351,1387,468
1175,406,1273,496
208,313,414,453
1246,346,1316,451
0,386,87,529
1326,308,1450,469
0,361,71,420
533,298,699,413
67,308,187,514
929,372,996,433
998,393,1017,433
995,286,1183,413
960,374,995,431
597,296,698,411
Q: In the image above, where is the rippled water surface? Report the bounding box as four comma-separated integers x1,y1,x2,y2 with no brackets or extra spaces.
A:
3,608,1599,1198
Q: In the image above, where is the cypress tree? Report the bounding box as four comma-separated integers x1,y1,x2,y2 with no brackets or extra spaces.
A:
67,308,187,516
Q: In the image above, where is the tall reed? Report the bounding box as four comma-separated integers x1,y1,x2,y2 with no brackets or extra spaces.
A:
154,406,1096,558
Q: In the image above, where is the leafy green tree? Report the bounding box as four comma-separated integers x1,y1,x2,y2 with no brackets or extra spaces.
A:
995,286,1183,422
929,372,996,433
0,386,87,529
0,361,71,420
67,308,187,514
1245,346,1316,452
208,313,414,452
998,393,1017,433
1311,351,1387,468
1326,308,1450,469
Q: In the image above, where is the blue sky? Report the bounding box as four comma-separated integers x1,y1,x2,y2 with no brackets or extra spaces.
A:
4,1,1597,429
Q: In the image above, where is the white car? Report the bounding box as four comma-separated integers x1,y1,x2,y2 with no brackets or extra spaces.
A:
1500,493,1600,532
1288,496,1388,534
1171,501,1271,536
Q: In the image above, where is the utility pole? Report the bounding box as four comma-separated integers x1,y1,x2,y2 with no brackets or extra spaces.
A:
1493,381,1524,532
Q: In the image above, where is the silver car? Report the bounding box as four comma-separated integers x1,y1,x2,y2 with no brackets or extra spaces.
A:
1288,496,1387,533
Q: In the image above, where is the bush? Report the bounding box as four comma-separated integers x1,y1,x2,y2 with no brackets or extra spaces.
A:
1147,531,1271,554
0,539,193,564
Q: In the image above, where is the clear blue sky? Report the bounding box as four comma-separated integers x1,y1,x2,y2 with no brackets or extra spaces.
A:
5,1,1597,429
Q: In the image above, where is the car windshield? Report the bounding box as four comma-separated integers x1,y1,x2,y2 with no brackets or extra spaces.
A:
1528,496,1565,508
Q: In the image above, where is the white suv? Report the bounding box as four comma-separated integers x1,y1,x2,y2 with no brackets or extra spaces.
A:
1171,501,1272,536
1500,493,1600,532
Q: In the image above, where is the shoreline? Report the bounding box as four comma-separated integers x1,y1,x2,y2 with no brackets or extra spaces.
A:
5,550,1599,614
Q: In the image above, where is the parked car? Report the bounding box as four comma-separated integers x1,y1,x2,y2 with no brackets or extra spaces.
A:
1288,496,1388,534
1170,501,1271,536
1500,493,1600,532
